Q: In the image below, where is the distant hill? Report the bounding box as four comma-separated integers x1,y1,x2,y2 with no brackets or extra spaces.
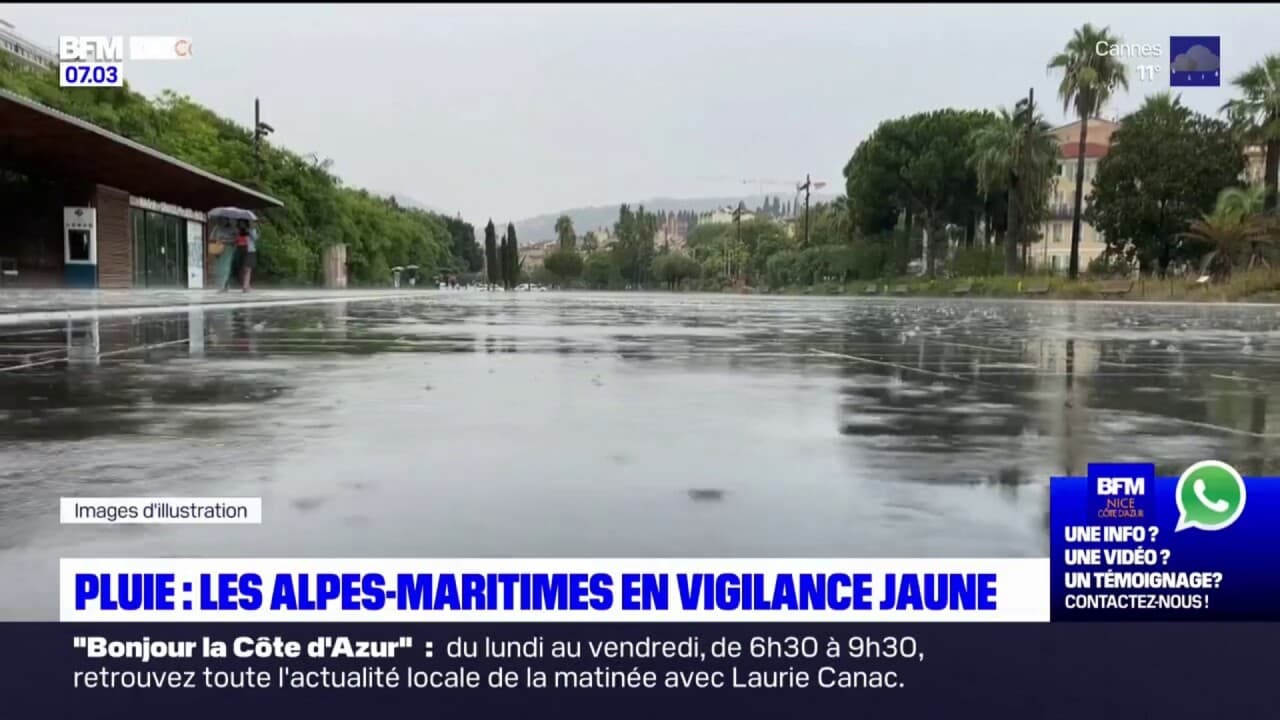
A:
513,194,837,244
387,193,452,217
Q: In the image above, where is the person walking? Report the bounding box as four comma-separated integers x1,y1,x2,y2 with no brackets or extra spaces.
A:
233,219,257,292
211,218,237,292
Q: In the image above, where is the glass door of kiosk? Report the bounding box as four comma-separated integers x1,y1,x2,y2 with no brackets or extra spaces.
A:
63,207,97,288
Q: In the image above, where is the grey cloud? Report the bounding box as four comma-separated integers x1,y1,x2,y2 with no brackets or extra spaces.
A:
1172,44,1220,72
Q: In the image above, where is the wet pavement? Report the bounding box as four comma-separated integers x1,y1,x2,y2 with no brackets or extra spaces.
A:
0,288,408,326
1,291,1279,618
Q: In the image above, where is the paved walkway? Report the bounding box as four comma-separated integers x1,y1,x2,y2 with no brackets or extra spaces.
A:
0,288,417,325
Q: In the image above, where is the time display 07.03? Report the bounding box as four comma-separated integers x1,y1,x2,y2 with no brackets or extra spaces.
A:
59,62,124,88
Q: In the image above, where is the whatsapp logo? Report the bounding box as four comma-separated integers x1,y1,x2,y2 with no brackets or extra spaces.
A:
1175,460,1246,532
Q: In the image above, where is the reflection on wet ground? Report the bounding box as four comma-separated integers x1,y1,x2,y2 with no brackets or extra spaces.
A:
1,292,1278,617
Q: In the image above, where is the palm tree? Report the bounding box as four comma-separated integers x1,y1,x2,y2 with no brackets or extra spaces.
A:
1181,200,1273,280
1048,23,1130,279
554,214,576,251
970,100,1060,274
1222,54,1280,212
1216,185,1267,223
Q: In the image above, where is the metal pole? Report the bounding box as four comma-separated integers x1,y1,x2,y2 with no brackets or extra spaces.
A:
254,98,260,181
735,207,741,282
803,173,811,248
1027,87,1047,274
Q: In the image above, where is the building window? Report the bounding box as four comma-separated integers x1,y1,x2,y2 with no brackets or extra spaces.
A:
1051,255,1060,270
1053,224,1063,243
67,230,92,261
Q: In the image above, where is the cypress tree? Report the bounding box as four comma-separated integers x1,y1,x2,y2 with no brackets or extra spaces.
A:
484,220,499,288
506,223,520,288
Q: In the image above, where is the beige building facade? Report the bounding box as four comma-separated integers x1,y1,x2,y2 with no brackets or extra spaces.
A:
1031,117,1269,274
1030,118,1117,274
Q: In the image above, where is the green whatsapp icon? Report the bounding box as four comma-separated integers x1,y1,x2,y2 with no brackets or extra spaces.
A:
1175,460,1246,532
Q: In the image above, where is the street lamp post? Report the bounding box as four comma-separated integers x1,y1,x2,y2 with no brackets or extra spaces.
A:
253,98,275,183
795,174,825,247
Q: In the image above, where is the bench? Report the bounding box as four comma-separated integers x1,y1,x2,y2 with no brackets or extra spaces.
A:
952,281,973,296
862,283,879,295
1021,282,1050,296
891,285,909,295
0,257,16,286
1098,279,1133,297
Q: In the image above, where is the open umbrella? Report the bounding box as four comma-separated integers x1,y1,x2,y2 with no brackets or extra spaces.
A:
208,207,257,222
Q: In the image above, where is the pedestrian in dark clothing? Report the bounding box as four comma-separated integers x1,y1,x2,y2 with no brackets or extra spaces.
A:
232,219,256,292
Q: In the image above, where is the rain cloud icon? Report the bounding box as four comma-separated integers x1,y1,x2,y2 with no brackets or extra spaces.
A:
1172,44,1219,72
1169,36,1221,87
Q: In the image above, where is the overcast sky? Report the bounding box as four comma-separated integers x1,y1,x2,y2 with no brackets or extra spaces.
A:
6,4,1276,224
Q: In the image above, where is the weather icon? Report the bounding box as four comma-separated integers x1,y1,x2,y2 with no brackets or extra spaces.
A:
1170,36,1221,87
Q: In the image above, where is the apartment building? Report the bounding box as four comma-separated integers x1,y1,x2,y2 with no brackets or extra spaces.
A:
0,19,56,72
698,206,754,225
1030,117,1117,274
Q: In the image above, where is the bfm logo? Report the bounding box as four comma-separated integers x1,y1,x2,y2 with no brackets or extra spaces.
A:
1088,463,1154,523
1097,476,1144,496
59,36,125,62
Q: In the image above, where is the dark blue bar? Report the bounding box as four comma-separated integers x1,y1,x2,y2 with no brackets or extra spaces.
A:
2,622,1274,718
1052,475,1280,620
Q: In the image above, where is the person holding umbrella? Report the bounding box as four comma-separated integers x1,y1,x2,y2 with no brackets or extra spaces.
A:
208,217,237,292
207,207,259,292
232,219,257,292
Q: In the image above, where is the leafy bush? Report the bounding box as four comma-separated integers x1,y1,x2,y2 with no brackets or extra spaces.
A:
1087,251,1136,278
543,248,585,285
765,251,801,288
948,245,1002,277
583,252,623,289
651,252,701,289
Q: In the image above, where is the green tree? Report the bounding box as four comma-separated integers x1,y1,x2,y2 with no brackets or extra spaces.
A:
739,217,791,283
484,220,499,288
1180,199,1275,280
651,252,701,290
765,250,801,287
554,214,577,251
845,129,904,237
581,231,599,254
441,215,483,272
583,252,622,289
1222,54,1280,212
543,247,584,285
505,222,521,288
613,203,657,287
1216,185,1267,221
1088,93,1243,276
1048,23,1131,278
969,99,1060,274
843,110,990,276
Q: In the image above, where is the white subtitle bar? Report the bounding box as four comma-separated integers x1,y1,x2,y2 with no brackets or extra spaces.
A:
59,497,261,524
60,558,1051,623
129,36,193,61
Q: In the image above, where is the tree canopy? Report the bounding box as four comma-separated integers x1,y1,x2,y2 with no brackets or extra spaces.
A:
844,109,991,275
1222,54,1280,212
1088,93,1243,275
